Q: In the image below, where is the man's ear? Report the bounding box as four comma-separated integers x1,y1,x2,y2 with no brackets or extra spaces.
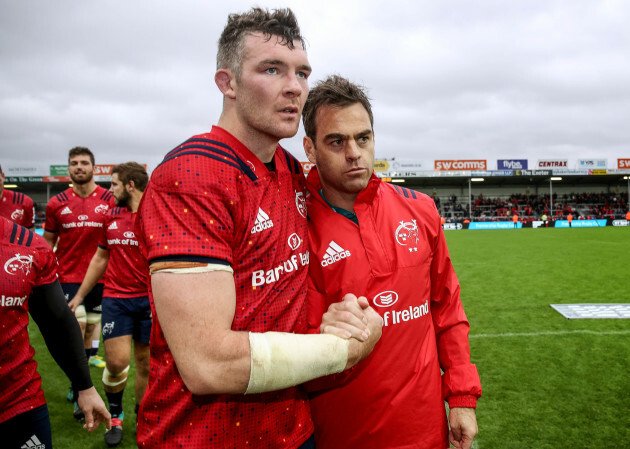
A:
126,180,136,194
215,69,236,99
303,136,317,164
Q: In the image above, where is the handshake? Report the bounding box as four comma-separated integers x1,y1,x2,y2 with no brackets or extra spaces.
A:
320,294,384,370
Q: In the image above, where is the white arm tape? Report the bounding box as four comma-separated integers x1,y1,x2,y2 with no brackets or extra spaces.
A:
245,331,349,394
155,263,234,274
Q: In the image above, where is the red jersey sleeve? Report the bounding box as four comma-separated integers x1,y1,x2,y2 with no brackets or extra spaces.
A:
24,196,35,229
44,198,60,234
138,158,241,265
33,234,59,287
428,203,482,407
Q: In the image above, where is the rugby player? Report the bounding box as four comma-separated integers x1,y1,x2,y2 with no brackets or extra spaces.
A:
0,216,110,448
136,7,382,448
43,146,115,419
70,162,150,447
302,75,482,449
0,164,35,230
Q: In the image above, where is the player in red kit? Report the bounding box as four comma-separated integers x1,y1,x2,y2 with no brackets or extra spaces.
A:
0,216,110,448
43,146,115,419
136,8,382,449
71,162,150,447
302,76,482,449
0,164,35,230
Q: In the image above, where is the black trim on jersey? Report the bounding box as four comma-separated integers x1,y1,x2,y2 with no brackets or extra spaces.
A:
149,255,230,266
100,190,113,201
160,138,257,181
9,222,18,243
8,223,34,247
111,206,124,217
13,192,23,204
283,149,302,175
55,191,69,202
394,185,417,200
25,228,34,246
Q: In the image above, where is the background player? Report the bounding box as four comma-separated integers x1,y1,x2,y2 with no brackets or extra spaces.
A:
0,216,110,448
0,163,35,230
70,162,150,447
302,75,482,449
43,146,115,419
136,7,382,448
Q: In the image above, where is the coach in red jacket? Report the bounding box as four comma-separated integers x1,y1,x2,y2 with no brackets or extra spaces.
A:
302,75,482,449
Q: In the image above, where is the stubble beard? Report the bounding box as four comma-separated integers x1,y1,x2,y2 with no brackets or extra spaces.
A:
70,171,93,185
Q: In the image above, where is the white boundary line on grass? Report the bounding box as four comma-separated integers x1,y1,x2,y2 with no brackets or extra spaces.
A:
470,329,630,339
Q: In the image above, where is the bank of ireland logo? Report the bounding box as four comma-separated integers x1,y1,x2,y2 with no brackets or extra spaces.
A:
373,290,399,308
78,214,89,221
124,231,135,238
295,191,307,218
395,219,419,252
4,253,34,276
288,232,302,250
95,204,109,214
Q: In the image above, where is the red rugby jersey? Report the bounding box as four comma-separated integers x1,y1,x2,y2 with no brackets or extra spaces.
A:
0,216,58,423
136,126,312,449
0,189,35,229
44,186,115,283
98,207,149,298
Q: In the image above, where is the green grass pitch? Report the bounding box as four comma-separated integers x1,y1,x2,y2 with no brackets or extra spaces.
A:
29,226,630,448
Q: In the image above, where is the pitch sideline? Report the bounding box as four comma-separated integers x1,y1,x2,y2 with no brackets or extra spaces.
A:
470,329,630,339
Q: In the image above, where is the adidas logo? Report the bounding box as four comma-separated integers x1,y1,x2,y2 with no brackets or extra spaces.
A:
250,208,274,234
108,221,118,230
321,241,351,267
21,434,46,448
60,206,72,215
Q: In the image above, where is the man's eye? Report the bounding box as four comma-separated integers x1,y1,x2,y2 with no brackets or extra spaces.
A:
266,68,277,74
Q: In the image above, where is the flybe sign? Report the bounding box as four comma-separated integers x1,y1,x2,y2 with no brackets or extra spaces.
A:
498,159,528,170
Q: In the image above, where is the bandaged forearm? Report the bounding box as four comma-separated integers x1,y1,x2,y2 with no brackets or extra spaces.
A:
245,331,349,394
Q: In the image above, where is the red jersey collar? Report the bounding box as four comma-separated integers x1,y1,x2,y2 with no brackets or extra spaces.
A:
211,126,290,176
306,166,381,206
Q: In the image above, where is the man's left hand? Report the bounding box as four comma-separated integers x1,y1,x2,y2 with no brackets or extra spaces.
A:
448,407,478,449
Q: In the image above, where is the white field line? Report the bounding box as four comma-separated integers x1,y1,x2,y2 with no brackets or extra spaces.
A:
470,329,630,339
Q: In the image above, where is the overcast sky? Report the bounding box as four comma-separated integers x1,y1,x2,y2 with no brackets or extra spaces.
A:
1,0,629,173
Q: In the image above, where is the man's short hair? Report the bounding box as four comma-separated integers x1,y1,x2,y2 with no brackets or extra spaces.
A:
302,75,374,142
112,162,149,192
216,7,305,80
68,146,95,165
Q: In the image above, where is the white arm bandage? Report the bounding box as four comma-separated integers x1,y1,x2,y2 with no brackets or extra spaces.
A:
245,331,349,394
155,263,234,274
